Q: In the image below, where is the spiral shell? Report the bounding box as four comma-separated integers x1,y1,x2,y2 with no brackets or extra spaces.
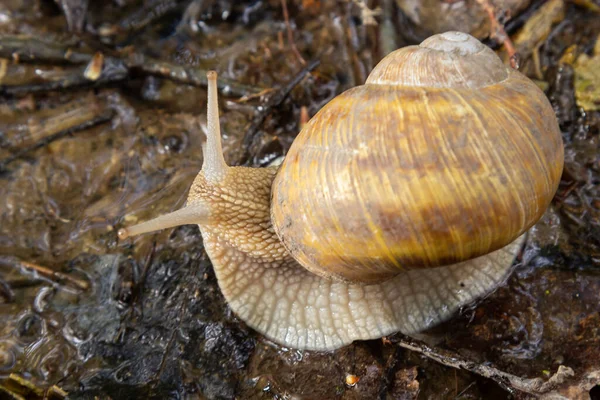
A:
271,32,564,283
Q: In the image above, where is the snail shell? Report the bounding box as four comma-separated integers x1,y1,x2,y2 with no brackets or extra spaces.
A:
271,31,564,283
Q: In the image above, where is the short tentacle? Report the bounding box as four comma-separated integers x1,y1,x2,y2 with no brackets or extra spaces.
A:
118,202,210,239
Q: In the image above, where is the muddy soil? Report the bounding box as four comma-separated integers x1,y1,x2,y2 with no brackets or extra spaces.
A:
0,1,599,399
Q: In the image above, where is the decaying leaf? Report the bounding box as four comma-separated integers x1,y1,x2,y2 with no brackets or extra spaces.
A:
573,36,600,111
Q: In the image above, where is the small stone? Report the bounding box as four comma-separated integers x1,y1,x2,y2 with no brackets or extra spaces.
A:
345,374,360,387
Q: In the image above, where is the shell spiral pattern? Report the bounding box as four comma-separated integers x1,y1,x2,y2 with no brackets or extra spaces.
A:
272,32,564,283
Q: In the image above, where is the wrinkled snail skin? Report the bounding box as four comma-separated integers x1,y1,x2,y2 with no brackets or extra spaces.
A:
118,32,564,351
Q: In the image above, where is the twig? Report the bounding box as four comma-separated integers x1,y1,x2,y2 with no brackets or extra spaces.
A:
445,0,551,32
0,55,129,96
134,241,157,319
237,58,320,165
280,0,306,65
506,0,566,78
391,333,574,395
0,36,91,64
0,374,67,399
378,346,401,400
455,381,477,399
0,256,90,291
0,115,111,170
0,278,14,303
0,97,114,170
504,0,548,35
475,0,519,68
125,53,261,97
0,35,261,98
1,94,109,149
0,67,91,94
341,1,367,86
98,0,181,39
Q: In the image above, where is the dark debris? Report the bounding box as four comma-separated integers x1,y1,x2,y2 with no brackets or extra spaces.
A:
0,1,599,399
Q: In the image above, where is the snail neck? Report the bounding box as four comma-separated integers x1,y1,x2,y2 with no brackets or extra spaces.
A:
190,166,293,264
118,70,292,266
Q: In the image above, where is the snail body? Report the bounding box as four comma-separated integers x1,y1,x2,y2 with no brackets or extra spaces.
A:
119,32,563,351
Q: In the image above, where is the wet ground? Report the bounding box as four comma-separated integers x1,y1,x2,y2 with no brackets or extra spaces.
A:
0,0,599,399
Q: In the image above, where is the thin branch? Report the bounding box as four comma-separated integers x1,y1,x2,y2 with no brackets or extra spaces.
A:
0,55,129,96
0,278,14,303
0,36,261,98
475,0,519,68
0,256,90,291
0,36,92,64
0,96,114,170
504,0,548,35
134,241,157,319
237,58,320,165
98,0,181,39
0,374,67,399
1,94,109,150
125,53,261,97
280,0,306,66
378,346,401,399
390,333,574,396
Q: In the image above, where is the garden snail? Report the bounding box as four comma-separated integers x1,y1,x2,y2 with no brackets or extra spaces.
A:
118,31,563,351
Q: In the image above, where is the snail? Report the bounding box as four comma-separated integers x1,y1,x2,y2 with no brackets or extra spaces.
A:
118,31,563,351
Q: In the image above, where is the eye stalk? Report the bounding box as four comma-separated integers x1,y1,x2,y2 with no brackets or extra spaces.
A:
117,71,226,240
202,71,228,183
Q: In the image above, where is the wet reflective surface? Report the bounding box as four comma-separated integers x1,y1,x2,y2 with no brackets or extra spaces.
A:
0,0,599,399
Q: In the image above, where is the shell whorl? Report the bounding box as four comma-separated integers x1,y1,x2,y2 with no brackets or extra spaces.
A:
366,31,508,89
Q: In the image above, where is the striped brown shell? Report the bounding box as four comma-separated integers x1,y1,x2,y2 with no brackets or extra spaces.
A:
271,32,564,283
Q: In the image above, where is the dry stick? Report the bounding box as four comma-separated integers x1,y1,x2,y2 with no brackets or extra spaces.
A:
378,346,402,400
0,278,14,302
441,0,522,67
2,94,109,149
0,36,92,64
107,0,180,36
0,91,137,170
125,53,261,97
1,374,68,399
237,58,320,166
475,0,520,69
134,241,157,319
0,256,90,291
504,0,549,35
0,107,114,170
0,36,260,98
341,1,367,86
392,333,574,396
0,55,129,96
280,0,306,66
